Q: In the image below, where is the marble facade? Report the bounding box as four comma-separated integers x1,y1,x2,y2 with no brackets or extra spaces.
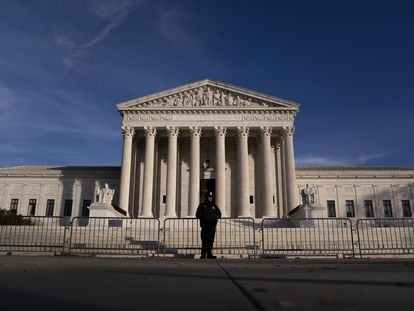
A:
0,80,413,219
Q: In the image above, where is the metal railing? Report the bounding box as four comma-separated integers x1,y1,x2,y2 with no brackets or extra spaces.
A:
0,216,69,254
69,217,160,256
261,218,355,258
356,218,414,257
1,216,414,258
163,217,257,257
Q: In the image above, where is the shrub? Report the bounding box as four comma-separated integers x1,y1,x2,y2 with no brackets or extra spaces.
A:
0,209,33,225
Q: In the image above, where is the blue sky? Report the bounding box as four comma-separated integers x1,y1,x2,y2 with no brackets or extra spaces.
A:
1,0,413,168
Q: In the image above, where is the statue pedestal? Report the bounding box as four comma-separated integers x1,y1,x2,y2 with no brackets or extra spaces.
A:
290,203,326,219
88,202,127,218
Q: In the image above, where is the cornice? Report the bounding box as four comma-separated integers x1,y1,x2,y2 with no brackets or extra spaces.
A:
296,166,414,172
296,166,414,179
0,166,121,178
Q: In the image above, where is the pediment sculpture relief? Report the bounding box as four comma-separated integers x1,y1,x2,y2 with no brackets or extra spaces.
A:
136,86,278,108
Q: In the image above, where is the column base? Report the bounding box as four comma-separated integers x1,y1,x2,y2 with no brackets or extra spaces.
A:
262,213,276,218
139,213,154,218
164,213,177,218
238,214,251,218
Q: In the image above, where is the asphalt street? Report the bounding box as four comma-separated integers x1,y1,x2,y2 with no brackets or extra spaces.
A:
0,256,413,311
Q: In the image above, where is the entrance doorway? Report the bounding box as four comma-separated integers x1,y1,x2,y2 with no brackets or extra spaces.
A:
200,179,215,202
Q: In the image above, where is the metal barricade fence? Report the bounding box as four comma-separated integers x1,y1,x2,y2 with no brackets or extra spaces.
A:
356,218,414,257
0,216,69,254
69,217,160,256
163,217,257,257
2,215,414,258
261,218,355,258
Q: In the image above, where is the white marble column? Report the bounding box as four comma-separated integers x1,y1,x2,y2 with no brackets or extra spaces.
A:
215,126,227,216
280,138,288,217
141,127,157,217
283,127,299,212
188,127,201,216
73,180,81,217
119,126,135,216
275,139,284,218
237,127,250,217
261,127,275,217
165,127,179,217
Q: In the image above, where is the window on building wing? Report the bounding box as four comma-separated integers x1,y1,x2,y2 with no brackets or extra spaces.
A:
10,199,18,215
28,199,37,216
63,200,73,217
46,199,54,216
346,200,355,218
401,200,412,217
82,200,91,217
327,200,336,217
364,200,374,217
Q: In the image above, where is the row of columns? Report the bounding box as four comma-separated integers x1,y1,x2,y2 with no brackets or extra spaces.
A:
119,126,298,218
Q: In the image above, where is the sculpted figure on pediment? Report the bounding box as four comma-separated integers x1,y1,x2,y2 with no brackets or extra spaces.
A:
204,87,213,106
213,89,221,106
221,91,226,106
166,96,174,107
227,94,234,106
194,88,203,106
134,86,284,108
183,92,192,106
234,95,243,106
173,95,183,107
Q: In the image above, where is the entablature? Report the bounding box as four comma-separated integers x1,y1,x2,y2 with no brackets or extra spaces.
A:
121,110,295,127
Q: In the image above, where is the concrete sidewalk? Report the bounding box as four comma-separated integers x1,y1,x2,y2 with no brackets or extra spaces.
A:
0,256,413,311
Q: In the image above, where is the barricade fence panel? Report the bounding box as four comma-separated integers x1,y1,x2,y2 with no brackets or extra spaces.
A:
69,217,160,256
261,218,355,257
356,218,414,257
2,216,414,258
163,217,257,257
0,216,69,254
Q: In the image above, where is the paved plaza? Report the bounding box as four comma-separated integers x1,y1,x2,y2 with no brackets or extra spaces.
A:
0,256,413,311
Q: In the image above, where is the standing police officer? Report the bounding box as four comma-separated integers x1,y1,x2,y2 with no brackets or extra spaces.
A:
196,192,222,259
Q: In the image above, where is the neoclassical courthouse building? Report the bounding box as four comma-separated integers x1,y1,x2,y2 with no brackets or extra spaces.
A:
0,80,413,220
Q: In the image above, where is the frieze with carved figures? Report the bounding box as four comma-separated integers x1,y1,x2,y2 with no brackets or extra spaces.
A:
128,86,287,108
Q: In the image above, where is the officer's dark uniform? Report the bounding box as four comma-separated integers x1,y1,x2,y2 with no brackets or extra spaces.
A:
195,192,222,259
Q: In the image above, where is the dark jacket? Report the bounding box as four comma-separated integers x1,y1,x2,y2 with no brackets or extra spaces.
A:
196,201,222,227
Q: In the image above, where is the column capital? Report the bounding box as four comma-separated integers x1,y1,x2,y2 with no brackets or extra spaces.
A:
275,142,281,149
237,126,249,137
144,126,157,137
121,126,135,138
260,126,272,138
282,126,295,137
214,126,227,138
167,126,179,137
189,126,201,137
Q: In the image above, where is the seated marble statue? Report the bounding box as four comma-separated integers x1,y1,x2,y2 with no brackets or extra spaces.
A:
96,183,115,204
301,184,315,205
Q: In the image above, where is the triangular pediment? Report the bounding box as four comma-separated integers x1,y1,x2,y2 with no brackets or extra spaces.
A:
117,79,300,110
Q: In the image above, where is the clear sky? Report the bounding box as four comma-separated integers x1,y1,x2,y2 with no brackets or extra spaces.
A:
1,0,413,168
